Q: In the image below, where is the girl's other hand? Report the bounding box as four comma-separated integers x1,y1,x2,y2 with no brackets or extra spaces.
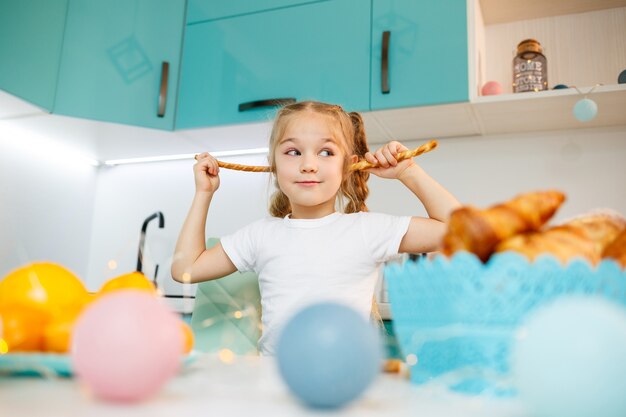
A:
365,141,416,180
193,153,221,193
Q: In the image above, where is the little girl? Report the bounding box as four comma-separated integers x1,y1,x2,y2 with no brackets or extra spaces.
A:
172,101,460,355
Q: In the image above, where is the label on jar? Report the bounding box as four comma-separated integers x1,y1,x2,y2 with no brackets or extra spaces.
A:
513,59,547,93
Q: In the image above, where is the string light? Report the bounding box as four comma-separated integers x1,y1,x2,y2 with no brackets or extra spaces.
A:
218,348,235,364
572,85,600,122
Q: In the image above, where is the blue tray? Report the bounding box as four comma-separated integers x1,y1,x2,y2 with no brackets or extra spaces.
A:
0,351,200,377
385,252,626,396
0,353,74,377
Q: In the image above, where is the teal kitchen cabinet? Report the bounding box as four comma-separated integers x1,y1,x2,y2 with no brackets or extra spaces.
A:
187,0,320,24
54,0,186,130
370,0,468,110
176,0,370,129
0,0,68,111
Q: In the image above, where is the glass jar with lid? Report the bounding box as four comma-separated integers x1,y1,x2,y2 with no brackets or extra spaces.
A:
512,39,548,93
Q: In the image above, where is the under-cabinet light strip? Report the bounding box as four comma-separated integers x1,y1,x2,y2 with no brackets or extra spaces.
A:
103,147,269,166
85,158,102,167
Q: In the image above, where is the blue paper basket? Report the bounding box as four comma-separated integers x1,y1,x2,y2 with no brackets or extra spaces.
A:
385,252,626,396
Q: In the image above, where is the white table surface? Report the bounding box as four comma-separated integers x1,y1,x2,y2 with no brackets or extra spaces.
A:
0,354,529,417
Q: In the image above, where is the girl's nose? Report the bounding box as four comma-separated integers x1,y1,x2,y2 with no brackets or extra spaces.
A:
300,155,318,173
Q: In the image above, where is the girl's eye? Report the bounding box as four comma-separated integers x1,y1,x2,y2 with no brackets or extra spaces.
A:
285,149,300,156
319,149,333,157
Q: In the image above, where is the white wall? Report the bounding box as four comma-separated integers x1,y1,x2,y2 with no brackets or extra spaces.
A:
86,124,626,299
368,126,626,220
0,117,98,280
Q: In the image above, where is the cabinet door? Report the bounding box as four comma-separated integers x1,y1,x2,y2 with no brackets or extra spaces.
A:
0,0,68,111
187,0,319,24
371,0,468,110
54,0,186,130
176,0,370,129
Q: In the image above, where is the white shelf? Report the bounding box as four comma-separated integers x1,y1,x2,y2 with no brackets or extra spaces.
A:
472,84,626,135
2,85,624,164
364,102,479,144
363,84,626,143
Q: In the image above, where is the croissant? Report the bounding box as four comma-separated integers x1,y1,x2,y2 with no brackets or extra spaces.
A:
602,229,626,268
442,190,566,262
566,212,626,255
496,213,626,265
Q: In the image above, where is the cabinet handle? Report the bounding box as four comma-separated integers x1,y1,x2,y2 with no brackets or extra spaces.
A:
157,61,169,118
238,98,296,112
381,31,391,94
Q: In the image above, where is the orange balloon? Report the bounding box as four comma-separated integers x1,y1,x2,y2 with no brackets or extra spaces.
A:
98,272,156,296
0,304,48,352
82,292,97,305
179,320,194,354
43,306,85,353
0,262,88,317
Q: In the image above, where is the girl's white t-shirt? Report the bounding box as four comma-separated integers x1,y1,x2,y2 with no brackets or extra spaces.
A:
220,211,411,355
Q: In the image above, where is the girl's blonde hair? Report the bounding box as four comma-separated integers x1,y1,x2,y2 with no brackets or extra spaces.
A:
267,101,370,217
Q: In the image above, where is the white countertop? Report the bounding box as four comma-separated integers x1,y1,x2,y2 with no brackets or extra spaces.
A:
0,354,529,417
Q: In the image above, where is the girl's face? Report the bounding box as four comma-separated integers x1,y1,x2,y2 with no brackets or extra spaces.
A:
274,112,347,219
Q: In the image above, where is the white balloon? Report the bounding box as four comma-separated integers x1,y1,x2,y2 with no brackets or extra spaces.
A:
512,296,626,417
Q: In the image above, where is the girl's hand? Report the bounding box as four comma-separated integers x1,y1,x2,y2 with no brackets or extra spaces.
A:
193,153,220,193
365,141,417,180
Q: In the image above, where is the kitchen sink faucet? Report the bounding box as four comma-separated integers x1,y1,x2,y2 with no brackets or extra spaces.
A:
136,211,165,285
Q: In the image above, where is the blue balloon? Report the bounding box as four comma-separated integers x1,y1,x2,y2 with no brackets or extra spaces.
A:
276,302,382,409
573,98,598,122
512,296,626,417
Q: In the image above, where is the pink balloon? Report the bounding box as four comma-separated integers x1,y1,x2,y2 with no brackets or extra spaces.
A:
71,291,183,402
481,81,503,96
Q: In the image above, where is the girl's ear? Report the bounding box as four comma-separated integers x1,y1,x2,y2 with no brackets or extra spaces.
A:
350,154,359,164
